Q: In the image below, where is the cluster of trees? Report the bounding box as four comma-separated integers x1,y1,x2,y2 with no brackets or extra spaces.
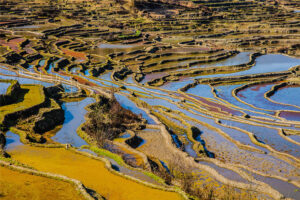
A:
83,94,142,147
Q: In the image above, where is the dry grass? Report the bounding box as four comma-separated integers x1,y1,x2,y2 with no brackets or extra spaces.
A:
166,158,258,200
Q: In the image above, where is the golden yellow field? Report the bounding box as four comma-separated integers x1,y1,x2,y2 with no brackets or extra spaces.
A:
0,85,45,123
0,166,84,200
8,145,183,200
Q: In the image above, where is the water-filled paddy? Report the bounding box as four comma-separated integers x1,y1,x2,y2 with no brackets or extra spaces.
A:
0,74,53,87
237,83,300,111
249,171,300,199
99,43,134,49
214,84,275,116
183,135,197,158
243,54,300,74
190,52,251,70
94,43,141,56
221,119,300,157
289,135,300,143
193,54,300,80
279,111,300,122
62,84,78,93
187,84,216,99
0,82,10,94
115,94,156,124
271,85,300,108
198,161,249,183
52,98,95,147
0,67,17,75
160,79,194,91
5,131,22,150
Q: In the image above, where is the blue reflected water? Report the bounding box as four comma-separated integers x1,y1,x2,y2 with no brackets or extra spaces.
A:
115,94,156,124
52,97,95,147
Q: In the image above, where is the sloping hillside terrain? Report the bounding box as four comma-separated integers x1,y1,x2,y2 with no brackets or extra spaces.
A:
0,0,300,200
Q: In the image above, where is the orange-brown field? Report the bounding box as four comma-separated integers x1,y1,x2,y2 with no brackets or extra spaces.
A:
0,166,84,200
7,145,182,200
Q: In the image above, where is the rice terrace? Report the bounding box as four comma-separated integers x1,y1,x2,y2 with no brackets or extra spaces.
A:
0,0,300,199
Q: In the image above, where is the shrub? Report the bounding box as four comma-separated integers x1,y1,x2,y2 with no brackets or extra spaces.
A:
83,94,142,147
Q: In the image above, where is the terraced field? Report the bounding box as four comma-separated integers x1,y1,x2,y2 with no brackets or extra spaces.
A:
0,0,300,200
0,166,85,200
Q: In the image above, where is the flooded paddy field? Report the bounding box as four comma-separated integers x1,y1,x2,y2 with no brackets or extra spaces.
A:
0,0,300,199
51,98,95,147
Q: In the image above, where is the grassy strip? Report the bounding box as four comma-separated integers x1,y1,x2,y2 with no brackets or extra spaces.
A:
0,84,46,124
